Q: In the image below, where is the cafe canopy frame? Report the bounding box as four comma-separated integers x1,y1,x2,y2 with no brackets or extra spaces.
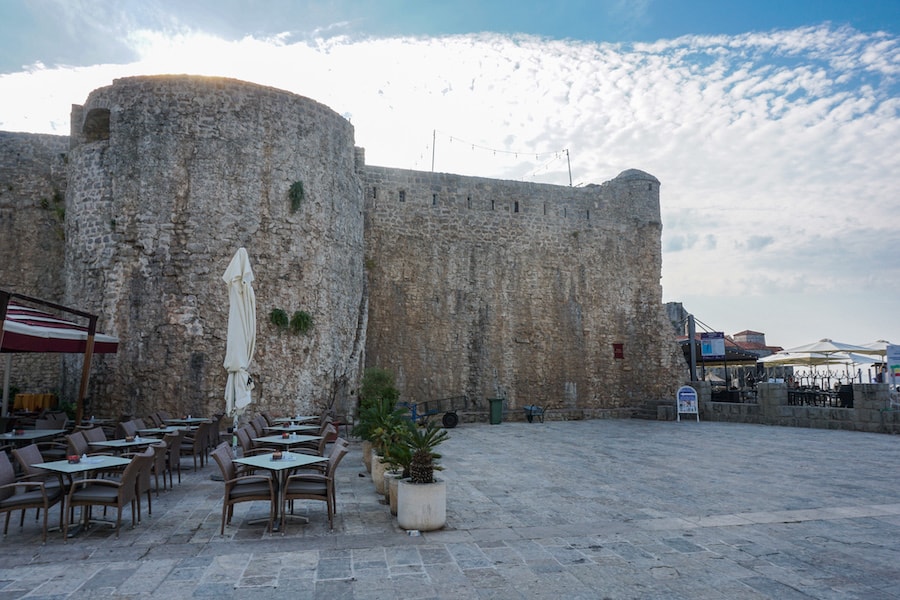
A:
0,290,119,422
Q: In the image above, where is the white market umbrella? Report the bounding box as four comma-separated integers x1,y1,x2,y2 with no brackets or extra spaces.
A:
758,352,835,366
783,338,883,356
223,248,256,427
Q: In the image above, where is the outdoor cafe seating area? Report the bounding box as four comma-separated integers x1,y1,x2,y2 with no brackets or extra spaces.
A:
0,407,343,542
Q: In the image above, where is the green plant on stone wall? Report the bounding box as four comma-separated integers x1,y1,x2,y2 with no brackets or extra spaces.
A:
290,310,313,334
269,308,289,330
289,180,305,213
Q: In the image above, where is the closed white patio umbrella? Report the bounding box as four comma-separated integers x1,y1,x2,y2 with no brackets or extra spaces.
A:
223,248,256,429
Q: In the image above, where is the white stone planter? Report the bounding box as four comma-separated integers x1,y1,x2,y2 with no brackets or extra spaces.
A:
397,478,446,531
362,440,373,472
371,452,387,494
385,470,402,515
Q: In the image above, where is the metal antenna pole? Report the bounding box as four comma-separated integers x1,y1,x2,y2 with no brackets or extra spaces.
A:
566,149,572,186
431,129,436,172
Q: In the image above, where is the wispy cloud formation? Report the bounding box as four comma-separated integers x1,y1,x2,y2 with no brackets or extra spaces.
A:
0,23,897,346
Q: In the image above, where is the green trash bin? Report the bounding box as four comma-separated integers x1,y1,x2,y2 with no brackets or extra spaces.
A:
488,398,504,424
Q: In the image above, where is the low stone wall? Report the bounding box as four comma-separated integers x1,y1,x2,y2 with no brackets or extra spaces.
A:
694,381,897,434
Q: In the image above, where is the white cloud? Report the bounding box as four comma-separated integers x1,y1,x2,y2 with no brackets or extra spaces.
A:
0,23,898,348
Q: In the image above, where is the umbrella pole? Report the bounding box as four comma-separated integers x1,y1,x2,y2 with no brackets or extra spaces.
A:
75,334,96,426
1,354,10,417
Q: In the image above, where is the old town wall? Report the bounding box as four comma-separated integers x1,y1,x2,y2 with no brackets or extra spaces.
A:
63,76,365,418
1,75,685,419
363,166,685,410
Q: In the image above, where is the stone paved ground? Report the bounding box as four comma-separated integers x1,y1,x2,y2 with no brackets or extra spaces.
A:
1,419,899,599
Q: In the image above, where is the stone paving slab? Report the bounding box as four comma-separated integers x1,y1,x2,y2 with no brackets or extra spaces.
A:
1,419,899,598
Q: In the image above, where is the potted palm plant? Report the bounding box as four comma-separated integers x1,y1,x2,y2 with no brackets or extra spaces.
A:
382,421,413,515
352,367,399,472
397,421,449,531
369,404,407,495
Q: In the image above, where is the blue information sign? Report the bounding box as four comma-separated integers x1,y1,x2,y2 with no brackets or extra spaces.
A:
676,385,699,422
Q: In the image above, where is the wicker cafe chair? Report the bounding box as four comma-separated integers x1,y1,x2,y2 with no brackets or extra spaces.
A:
0,450,64,542
281,437,350,532
162,429,185,485
148,441,168,496
180,421,212,471
63,452,144,539
81,426,108,451
115,420,138,439
12,444,64,495
118,445,155,522
210,443,275,534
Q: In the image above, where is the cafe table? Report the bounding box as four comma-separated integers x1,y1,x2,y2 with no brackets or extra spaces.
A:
89,436,160,453
272,415,319,424
0,429,66,447
35,455,133,537
264,424,318,434
137,426,179,436
164,417,210,426
253,434,321,449
234,450,327,531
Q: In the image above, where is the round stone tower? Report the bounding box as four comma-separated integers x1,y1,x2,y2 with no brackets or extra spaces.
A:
65,75,365,418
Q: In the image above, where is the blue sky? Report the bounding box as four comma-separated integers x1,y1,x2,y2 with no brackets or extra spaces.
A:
1,0,898,357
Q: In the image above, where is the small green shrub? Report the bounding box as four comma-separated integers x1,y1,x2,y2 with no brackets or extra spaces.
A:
269,308,289,330
290,310,313,334
289,180,305,212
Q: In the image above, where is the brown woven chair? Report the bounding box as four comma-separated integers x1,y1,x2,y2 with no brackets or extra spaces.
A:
210,443,275,534
119,445,155,522
281,438,349,532
148,441,168,495
180,421,212,471
63,453,144,538
0,450,64,542
11,444,64,495
81,426,108,452
115,420,138,439
162,429,185,485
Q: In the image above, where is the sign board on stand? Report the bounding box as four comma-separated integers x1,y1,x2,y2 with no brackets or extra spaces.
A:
676,385,699,422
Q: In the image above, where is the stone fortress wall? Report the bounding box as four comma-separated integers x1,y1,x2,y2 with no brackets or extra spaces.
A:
1,75,685,419
363,166,685,413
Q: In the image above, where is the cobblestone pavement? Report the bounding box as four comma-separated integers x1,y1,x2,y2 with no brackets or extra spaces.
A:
1,419,899,599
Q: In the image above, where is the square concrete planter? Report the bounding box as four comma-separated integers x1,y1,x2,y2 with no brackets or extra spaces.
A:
397,478,446,531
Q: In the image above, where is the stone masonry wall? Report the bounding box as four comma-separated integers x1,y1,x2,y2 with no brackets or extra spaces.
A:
1,76,688,422
363,166,686,409
63,76,366,419
0,132,70,400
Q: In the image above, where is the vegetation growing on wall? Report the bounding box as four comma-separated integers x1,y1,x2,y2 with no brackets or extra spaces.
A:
289,180,305,212
40,187,66,239
270,307,314,335
290,310,313,334
269,308,289,329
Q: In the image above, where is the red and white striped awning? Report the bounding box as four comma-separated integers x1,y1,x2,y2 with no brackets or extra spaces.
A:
1,302,119,354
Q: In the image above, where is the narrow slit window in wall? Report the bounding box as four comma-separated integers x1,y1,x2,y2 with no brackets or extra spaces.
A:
372,187,377,199
399,190,406,202
514,201,519,213
586,209,590,220
613,343,624,360
433,194,437,206
467,196,472,208
491,199,495,211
